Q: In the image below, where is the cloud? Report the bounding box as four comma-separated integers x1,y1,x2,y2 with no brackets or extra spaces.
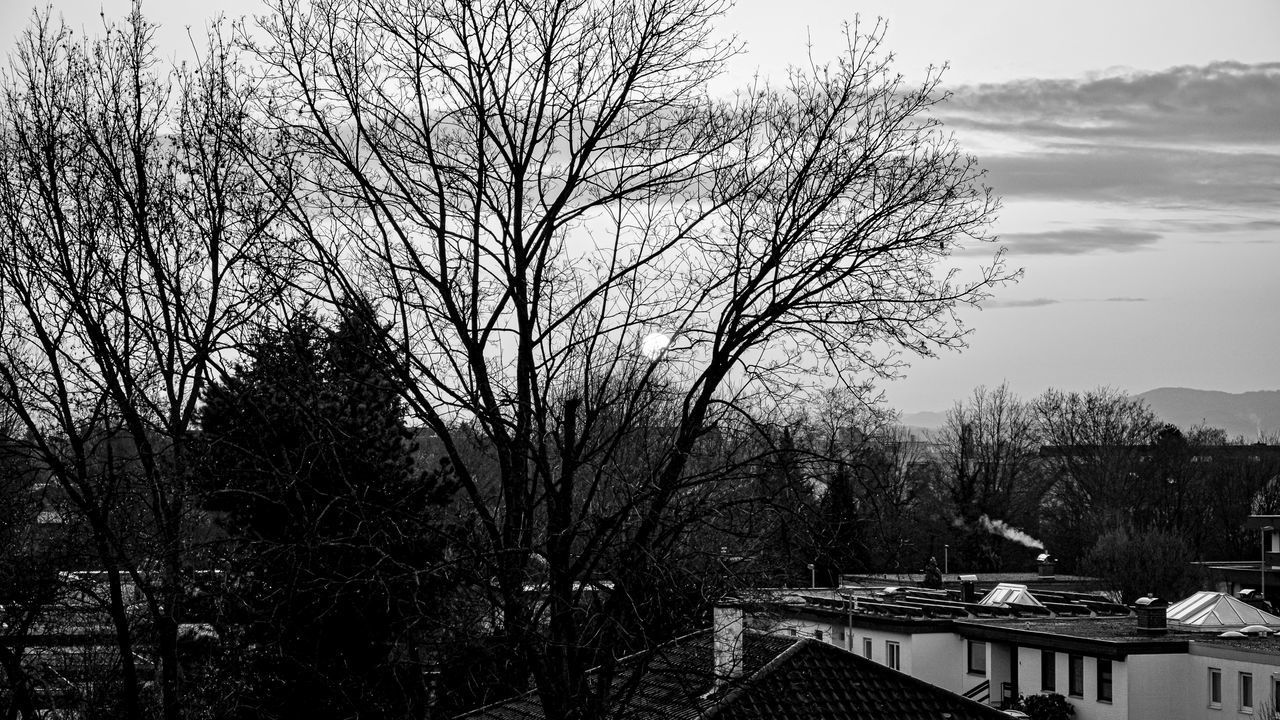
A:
937,62,1280,211
980,147,1280,207
982,297,1059,309
988,227,1161,255
981,296,1148,310
1165,218,1280,233
945,61,1280,146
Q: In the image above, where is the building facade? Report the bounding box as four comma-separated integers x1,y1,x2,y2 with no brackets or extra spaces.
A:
739,585,1280,720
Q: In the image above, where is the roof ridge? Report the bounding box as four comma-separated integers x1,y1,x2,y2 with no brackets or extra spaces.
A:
699,635,808,720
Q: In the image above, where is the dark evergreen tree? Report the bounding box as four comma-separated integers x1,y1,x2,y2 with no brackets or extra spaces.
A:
812,467,865,583
750,428,821,587
199,303,455,720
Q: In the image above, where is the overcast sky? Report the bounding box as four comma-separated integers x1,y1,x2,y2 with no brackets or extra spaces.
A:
3,0,1278,414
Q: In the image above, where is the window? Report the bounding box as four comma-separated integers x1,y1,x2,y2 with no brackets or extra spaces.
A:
1041,651,1056,692
862,638,873,658
1208,668,1222,708
886,641,901,671
788,627,797,637
1068,654,1084,697
966,641,987,675
1097,659,1112,703
814,629,824,642
1241,672,1254,712
835,627,845,643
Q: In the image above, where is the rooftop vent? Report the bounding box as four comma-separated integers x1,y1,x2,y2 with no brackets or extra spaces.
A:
1036,552,1056,578
1135,596,1168,635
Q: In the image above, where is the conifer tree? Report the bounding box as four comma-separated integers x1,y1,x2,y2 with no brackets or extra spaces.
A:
200,304,454,720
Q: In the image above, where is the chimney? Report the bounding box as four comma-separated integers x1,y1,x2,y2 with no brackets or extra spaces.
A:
960,575,978,604
1036,552,1056,578
712,604,745,684
1134,596,1167,635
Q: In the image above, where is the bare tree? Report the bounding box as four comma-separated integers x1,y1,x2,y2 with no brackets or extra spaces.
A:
934,383,1042,570
848,426,942,573
0,7,286,719
938,383,1041,522
1034,387,1162,569
247,1,1010,717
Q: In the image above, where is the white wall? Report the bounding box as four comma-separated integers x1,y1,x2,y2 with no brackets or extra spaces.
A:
1017,650,1127,720
913,633,967,692
774,616,958,686
1128,654,1185,720
1182,644,1280,720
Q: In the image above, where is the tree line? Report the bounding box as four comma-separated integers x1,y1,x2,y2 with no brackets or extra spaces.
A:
770,382,1280,604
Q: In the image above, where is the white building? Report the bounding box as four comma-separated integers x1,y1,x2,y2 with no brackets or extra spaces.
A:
733,584,1280,720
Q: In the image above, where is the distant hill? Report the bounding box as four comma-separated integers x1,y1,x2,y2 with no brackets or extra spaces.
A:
1135,387,1280,441
897,410,948,430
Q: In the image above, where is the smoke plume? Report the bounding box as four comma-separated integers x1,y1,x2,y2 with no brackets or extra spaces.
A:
976,514,1044,549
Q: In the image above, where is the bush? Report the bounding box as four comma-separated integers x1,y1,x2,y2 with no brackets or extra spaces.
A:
1083,525,1201,604
1017,693,1075,720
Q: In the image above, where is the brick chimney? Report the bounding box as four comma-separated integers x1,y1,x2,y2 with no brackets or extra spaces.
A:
1135,596,1167,635
712,604,746,684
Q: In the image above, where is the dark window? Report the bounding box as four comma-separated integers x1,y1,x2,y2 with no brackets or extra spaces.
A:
1042,650,1056,692
1097,659,1112,703
1241,672,1254,711
886,641,900,671
967,641,987,675
863,638,872,658
1209,668,1222,707
788,627,797,636
814,629,824,642
1068,654,1084,697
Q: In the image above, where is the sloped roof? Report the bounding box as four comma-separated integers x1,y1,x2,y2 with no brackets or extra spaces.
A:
1166,591,1280,627
978,583,1045,608
707,638,1008,720
459,631,1009,720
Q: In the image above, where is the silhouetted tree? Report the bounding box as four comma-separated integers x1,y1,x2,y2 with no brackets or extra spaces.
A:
1083,525,1200,604
937,384,1042,571
200,304,456,720
1035,388,1162,570
0,8,286,718
245,1,1011,716
813,466,866,582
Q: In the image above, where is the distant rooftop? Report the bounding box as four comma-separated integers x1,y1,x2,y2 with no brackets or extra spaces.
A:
841,572,1103,590
958,615,1280,657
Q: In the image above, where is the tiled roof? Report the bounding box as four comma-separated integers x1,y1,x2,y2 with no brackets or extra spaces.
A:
707,638,1009,720
460,631,1009,720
